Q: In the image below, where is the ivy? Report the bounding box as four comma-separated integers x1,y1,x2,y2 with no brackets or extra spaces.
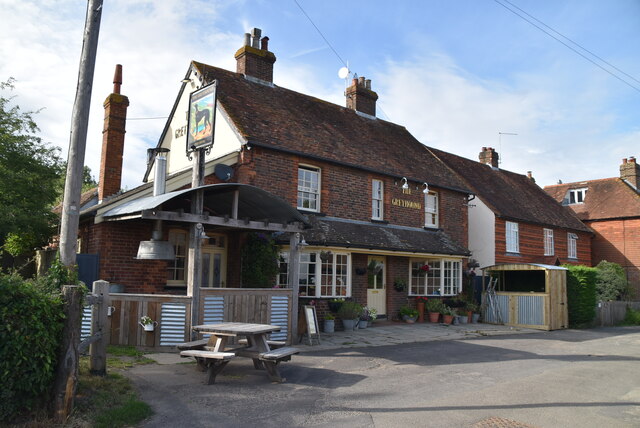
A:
241,233,280,288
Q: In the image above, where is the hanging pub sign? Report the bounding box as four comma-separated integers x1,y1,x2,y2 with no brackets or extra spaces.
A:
186,80,217,155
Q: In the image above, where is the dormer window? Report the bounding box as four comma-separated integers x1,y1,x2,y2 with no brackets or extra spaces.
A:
567,188,587,205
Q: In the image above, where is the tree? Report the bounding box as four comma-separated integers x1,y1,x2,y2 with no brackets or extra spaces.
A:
0,79,64,256
595,260,629,301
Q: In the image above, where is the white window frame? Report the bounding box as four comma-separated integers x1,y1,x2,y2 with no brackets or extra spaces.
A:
297,165,321,212
424,191,438,228
408,258,462,296
568,233,578,259
567,188,587,205
372,179,384,220
167,229,188,286
544,228,554,256
506,221,519,253
278,250,351,298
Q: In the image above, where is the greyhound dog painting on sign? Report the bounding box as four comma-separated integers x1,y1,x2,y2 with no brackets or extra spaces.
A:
187,80,217,153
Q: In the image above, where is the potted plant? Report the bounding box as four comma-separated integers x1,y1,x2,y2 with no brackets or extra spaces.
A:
466,302,481,323
425,299,443,323
338,301,363,331
359,306,377,329
139,315,158,332
440,306,455,325
393,278,407,292
324,313,335,333
399,306,419,323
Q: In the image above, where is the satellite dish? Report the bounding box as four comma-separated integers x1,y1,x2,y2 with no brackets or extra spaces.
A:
338,66,349,79
214,163,234,181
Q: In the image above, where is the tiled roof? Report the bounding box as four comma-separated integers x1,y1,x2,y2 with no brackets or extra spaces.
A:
544,178,640,221
192,61,470,194
427,148,590,232
292,215,469,256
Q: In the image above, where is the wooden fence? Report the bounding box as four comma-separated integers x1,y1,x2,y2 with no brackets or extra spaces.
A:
85,287,294,350
595,301,640,327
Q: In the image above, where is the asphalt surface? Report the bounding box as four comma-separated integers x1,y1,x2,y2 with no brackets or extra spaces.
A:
126,327,640,427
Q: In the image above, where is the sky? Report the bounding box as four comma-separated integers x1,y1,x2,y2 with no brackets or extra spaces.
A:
1,0,639,190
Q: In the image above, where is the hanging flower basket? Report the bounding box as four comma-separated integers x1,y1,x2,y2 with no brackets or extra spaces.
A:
140,316,158,332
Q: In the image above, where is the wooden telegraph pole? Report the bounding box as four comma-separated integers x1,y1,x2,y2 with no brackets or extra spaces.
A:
59,0,103,267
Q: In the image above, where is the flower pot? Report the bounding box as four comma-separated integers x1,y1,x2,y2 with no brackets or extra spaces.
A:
428,312,440,323
458,315,468,324
324,319,335,333
140,321,157,332
328,300,343,312
442,314,454,325
359,320,368,329
342,319,357,331
402,315,417,323
417,301,425,322
472,313,481,323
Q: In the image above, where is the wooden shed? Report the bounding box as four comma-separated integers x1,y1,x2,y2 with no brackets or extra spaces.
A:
481,263,568,331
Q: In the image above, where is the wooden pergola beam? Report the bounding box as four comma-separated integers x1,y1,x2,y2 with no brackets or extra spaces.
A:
139,209,305,233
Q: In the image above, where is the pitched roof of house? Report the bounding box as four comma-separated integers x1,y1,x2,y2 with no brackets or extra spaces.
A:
287,215,469,256
189,61,470,194
544,178,640,221
427,147,591,232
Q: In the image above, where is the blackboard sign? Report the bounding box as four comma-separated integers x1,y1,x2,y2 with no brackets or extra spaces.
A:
303,305,321,346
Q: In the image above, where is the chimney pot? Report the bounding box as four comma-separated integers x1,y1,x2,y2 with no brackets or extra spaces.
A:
251,28,261,48
630,156,636,163
623,158,628,164
365,79,371,89
358,76,365,86
243,33,251,46
113,64,122,94
260,36,269,51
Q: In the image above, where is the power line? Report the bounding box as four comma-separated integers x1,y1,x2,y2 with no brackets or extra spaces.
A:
493,0,640,93
127,116,168,121
293,0,348,67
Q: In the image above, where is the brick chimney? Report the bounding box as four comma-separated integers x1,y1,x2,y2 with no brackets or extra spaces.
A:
620,156,639,189
345,76,378,116
234,28,276,83
98,64,129,203
479,147,499,168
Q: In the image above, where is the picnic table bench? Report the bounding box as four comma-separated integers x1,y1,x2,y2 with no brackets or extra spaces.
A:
179,350,236,384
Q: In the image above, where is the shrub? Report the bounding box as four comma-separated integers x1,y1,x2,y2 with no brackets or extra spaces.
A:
240,232,280,288
595,261,628,302
621,307,640,326
337,301,363,320
564,265,597,327
425,299,444,313
0,274,64,422
399,306,419,318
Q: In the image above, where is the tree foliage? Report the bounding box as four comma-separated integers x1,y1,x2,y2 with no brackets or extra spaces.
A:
0,79,64,256
595,260,628,301
241,232,280,288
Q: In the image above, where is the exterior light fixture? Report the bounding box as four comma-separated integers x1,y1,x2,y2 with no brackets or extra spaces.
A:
401,177,409,190
423,182,429,194
297,236,308,249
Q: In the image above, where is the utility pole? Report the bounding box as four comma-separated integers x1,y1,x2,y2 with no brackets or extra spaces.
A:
59,0,103,267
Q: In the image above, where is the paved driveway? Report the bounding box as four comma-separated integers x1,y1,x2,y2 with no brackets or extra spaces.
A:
127,326,640,428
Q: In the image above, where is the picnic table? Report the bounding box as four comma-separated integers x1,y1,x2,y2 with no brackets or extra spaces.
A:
178,322,299,384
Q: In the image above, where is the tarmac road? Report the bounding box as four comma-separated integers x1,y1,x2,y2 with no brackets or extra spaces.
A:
126,327,640,428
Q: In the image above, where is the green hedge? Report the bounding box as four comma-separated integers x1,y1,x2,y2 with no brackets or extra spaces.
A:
0,274,64,422
564,265,597,327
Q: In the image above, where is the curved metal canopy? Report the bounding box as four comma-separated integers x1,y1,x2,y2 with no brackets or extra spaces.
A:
101,183,308,229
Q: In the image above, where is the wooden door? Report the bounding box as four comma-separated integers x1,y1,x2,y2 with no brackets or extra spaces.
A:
367,256,386,316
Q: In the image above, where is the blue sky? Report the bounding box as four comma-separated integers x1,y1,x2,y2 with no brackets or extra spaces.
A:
1,0,639,189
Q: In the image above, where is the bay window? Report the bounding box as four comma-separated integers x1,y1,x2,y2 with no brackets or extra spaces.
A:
409,259,461,296
278,250,351,297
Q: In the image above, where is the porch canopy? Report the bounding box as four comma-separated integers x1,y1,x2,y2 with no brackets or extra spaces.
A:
101,183,308,232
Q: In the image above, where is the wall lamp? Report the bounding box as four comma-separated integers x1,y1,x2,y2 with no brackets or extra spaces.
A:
401,177,409,190
297,235,308,249
422,182,429,194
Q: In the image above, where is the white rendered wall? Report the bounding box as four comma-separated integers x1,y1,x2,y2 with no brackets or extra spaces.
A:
468,197,495,270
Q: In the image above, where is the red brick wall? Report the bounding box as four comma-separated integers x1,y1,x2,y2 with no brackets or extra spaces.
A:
494,218,591,266
588,218,640,297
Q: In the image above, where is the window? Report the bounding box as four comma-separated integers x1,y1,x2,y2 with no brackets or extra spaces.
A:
568,233,578,259
297,166,320,211
506,221,519,253
278,251,351,297
372,179,384,220
424,192,438,228
567,188,587,205
409,259,461,296
544,228,554,256
201,233,227,288
167,230,188,284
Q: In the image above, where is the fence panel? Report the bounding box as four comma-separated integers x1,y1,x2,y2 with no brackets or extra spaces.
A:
596,301,640,326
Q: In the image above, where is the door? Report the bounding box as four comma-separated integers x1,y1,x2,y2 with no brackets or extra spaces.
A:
367,256,386,316
201,246,226,287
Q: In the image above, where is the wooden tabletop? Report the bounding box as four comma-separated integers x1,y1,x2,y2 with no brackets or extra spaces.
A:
193,322,281,335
